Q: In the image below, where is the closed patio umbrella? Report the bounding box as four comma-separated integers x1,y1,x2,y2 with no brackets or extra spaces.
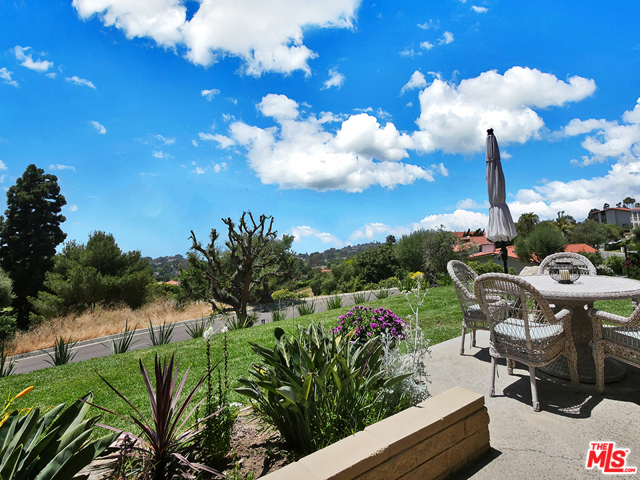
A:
485,128,517,273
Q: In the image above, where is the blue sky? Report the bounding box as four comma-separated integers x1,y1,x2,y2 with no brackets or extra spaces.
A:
2,1,640,258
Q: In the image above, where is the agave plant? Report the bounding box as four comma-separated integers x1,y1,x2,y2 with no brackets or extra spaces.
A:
43,336,77,366
148,319,174,346
0,343,14,377
295,299,316,316
0,391,119,480
106,320,137,355
236,324,413,455
185,317,209,339
88,353,221,479
324,295,343,310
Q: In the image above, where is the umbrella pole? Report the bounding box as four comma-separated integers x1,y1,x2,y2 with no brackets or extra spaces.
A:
497,241,509,274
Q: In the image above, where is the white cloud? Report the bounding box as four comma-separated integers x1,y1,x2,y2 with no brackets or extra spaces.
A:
412,66,597,154
438,31,454,45
508,98,640,221
417,19,438,29
399,48,421,58
456,198,490,209
90,120,106,134
218,93,441,192
419,41,434,50
192,139,199,147
0,68,18,87
65,76,96,89
213,162,228,173
322,68,345,90
13,46,54,72
152,150,173,159
292,225,343,246
0,160,7,171
154,134,175,145
73,0,360,76
471,6,488,13
49,164,76,171
46,72,57,79
349,222,411,241
194,167,206,175
199,132,236,149
68,205,78,212
201,88,220,100
400,71,427,95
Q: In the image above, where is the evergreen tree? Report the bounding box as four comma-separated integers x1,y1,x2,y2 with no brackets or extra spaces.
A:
0,165,66,328
31,231,155,319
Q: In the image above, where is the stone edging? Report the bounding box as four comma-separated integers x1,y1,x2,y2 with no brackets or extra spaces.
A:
261,386,490,480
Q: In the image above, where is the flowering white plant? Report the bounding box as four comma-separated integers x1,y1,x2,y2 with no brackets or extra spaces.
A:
203,326,214,341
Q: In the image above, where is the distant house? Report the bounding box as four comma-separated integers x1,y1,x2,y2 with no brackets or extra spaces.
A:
631,207,640,228
158,279,179,286
587,207,631,228
453,232,598,273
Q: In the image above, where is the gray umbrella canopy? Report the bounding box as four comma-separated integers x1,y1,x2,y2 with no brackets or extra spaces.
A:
486,129,517,243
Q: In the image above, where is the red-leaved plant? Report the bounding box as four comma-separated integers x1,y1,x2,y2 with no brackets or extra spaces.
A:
88,353,222,479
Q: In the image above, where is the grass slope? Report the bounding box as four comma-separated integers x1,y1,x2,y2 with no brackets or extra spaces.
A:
1,285,630,436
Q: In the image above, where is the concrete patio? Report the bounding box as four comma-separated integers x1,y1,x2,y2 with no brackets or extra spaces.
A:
428,330,640,479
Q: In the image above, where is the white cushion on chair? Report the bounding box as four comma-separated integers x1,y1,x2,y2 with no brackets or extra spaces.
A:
494,318,563,342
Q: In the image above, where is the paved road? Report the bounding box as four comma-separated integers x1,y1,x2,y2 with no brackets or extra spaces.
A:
9,289,401,375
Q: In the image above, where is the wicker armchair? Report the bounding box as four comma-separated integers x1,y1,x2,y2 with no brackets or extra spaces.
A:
538,252,597,276
588,305,640,394
474,273,580,411
447,260,489,355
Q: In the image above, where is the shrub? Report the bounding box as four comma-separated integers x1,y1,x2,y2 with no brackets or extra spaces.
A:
271,288,298,302
270,303,287,322
352,291,367,304
235,324,413,455
604,255,625,274
185,316,210,339
334,306,407,343
106,320,137,354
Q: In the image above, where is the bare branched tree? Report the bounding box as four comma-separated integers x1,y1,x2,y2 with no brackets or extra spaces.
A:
188,212,292,324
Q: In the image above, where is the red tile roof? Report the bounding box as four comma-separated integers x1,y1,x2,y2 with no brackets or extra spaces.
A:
563,243,597,253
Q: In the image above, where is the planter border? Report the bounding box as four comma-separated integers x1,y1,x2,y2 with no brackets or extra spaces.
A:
262,386,490,480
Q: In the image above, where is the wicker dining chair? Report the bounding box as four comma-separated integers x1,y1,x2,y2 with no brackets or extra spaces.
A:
538,252,597,276
447,260,489,355
474,273,580,412
588,304,640,394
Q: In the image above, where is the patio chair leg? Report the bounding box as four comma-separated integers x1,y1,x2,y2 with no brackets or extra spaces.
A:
593,342,606,395
529,366,540,412
489,357,497,397
460,326,466,355
472,328,477,348
507,359,514,375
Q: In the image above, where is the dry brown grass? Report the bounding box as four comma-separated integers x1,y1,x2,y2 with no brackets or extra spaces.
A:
7,299,213,356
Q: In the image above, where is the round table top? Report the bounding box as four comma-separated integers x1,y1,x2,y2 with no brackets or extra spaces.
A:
524,274,640,302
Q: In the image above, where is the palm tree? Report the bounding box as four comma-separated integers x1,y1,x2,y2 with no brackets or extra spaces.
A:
516,212,539,237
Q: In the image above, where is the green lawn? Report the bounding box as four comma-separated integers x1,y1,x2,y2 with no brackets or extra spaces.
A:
0,286,462,434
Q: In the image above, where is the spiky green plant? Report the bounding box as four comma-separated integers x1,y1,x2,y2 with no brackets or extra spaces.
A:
236,324,413,455
352,292,367,304
185,317,209,339
324,295,343,310
375,288,390,299
148,319,174,346
270,303,286,322
43,336,77,366
1,343,14,377
107,320,137,355
295,300,316,316
0,391,119,480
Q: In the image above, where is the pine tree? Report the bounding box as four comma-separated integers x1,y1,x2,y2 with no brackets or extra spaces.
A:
0,165,66,328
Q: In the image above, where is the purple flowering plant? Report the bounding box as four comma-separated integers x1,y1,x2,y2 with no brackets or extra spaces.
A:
334,306,406,344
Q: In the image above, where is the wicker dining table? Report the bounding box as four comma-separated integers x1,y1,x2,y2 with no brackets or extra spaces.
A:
524,274,640,383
